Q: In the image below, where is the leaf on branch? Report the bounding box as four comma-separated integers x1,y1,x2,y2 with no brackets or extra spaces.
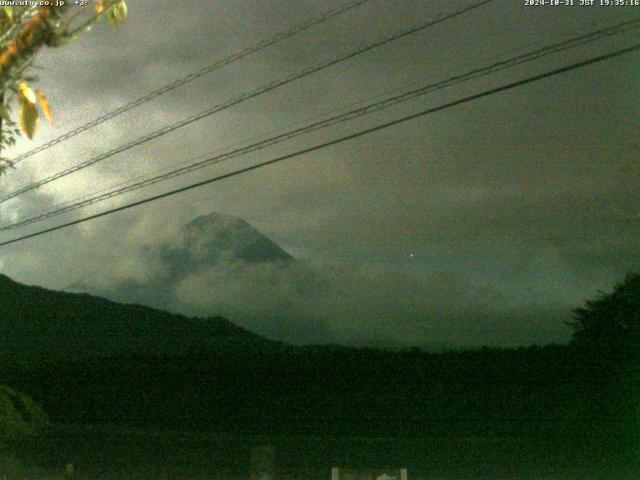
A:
18,82,36,104
0,6,13,23
20,101,38,139
36,90,53,124
96,0,107,14
108,0,127,27
0,158,15,177
18,82,39,139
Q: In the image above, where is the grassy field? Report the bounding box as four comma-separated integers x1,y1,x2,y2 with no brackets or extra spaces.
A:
2,421,637,479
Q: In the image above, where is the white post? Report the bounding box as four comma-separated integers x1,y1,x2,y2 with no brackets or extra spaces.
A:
400,468,407,480
331,467,339,480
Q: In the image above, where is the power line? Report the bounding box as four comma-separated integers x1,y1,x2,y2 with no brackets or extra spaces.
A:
9,0,374,166
45,15,640,207
5,19,638,229
17,87,407,214
3,17,638,232
0,0,495,204
0,42,637,248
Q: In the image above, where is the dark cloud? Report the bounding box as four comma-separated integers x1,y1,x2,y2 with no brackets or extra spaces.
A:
0,0,636,348
64,211,574,348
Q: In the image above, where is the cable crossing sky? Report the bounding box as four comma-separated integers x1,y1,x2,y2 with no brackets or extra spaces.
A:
0,0,495,205
2,15,637,232
0,42,637,248
9,0,374,166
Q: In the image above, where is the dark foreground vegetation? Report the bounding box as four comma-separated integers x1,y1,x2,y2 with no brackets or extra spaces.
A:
0,343,634,436
0,273,638,477
1,342,636,478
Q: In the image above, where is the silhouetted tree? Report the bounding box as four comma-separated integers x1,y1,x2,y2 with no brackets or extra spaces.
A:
568,272,640,352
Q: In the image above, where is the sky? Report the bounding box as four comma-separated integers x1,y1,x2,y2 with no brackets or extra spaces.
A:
0,0,637,349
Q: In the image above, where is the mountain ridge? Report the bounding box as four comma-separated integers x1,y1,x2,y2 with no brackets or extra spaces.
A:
0,272,280,364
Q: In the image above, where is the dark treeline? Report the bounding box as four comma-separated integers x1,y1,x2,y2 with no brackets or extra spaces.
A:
0,343,635,441
0,272,637,460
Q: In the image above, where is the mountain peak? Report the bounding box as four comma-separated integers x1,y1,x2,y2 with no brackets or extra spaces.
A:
173,211,293,265
70,211,294,314
185,211,248,229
